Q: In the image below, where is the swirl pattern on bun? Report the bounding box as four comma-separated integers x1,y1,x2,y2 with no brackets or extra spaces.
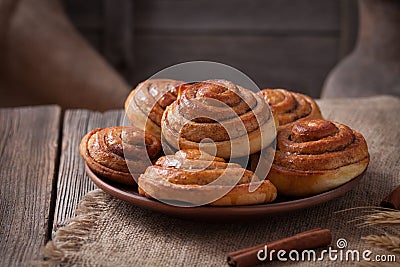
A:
267,119,369,196
259,89,322,127
162,80,277,158
80,126,161,185
138,149,277,206
125,79,185,137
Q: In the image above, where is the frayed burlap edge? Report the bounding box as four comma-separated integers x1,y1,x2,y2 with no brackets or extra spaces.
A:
39,189,112,267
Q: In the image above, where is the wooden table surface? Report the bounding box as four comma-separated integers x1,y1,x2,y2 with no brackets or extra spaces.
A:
1,98,399,266
0,105,126,267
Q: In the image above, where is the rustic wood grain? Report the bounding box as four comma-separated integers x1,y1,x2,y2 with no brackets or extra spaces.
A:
62,0,102,32
53,109,125,231
0,105,61,267
103,0,134,80
133,0,340,32
339,0,358,58
63,0,351,97
62,0,103,52
133,35,338,97
65,0,341,32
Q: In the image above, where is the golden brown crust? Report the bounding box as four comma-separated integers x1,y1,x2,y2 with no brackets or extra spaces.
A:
79,126,161,185
124,79,185,137
267,158,369,197
161,80,277,158
259,89,323,128
266,120,370,196
138,149,277,206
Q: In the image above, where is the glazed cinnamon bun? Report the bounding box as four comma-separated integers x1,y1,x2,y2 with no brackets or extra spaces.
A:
80,126,161,185
124,79,185,138
161,80,277,159
138,149,277,206
259,89,322,127
266,119,370,196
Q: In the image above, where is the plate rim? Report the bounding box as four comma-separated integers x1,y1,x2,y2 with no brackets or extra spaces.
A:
85,164,365,218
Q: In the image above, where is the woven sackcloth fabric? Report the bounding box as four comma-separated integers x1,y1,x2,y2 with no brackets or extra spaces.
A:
42,96,400,266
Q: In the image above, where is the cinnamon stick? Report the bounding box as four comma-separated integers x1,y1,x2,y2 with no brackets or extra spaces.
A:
381,185,400,209
227,228,332,267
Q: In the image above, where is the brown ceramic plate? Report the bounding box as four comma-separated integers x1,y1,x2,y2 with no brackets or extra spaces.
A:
85,164,365,222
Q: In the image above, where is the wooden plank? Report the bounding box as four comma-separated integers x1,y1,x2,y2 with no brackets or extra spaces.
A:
61,0,349,95
132,34,338,97
134,0,340,32
78,32,102,54
339,0,359,58
0,105,61,267
62,0,103,53
53,109,125,230
63,0,341,33
62,0,102,32
103,0,134,81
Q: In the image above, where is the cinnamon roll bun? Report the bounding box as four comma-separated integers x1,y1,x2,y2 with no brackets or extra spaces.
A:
80,126,161,185
161,80,277,159
259,89,322,127
138,149,277,206
266,119,370,196
124,79,185,138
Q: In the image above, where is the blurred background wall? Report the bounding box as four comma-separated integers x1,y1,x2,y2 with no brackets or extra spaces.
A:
63,0,358,98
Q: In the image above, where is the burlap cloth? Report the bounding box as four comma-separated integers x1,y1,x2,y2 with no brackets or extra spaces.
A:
42,96,400,266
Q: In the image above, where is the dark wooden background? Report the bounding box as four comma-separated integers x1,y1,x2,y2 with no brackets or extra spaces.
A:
62,0,358,98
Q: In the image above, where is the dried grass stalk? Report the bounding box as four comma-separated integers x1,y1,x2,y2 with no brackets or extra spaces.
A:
345,207,400,259
360,210,400,227
362,234,400,253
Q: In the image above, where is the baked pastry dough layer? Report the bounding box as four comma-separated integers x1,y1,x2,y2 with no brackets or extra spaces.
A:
259,89,322,127
138,149,277,206
125,79,185,138
266,119,370,196
80,126,161,185
162,80,277,158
